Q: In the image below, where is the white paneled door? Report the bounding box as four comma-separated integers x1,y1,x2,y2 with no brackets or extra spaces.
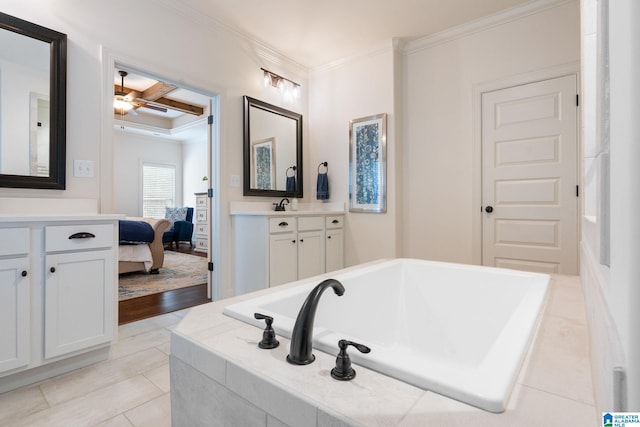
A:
482,75,578,274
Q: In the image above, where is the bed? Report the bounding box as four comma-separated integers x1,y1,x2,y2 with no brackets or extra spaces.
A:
118,217,171,274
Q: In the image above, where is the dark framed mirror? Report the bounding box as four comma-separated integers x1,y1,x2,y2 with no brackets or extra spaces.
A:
243,96,302,197
0,12,66,189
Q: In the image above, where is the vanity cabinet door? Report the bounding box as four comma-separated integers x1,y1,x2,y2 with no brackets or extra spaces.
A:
297,230,325,280
0,257,30,374
325,228,344,273
44,249,114,359
269,233,297,287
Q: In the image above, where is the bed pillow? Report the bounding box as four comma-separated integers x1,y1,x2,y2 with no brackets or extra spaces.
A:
165,207,188,225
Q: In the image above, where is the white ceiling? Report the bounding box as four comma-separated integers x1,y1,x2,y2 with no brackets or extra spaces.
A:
176,0,540,68
115,0,545,140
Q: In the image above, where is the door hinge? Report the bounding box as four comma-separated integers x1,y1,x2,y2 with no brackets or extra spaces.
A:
576,185,580,197
207,188,214,198
207,115,214,125
576,94,579,106
208,262,214,271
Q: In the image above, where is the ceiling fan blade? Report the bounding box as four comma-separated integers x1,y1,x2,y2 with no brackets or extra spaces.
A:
139,103,168,113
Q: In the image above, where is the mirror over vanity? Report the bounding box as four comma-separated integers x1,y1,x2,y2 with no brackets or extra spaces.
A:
243,96,302,198
0,12,66,189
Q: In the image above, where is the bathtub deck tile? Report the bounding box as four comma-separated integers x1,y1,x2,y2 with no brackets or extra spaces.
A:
398,384,597,427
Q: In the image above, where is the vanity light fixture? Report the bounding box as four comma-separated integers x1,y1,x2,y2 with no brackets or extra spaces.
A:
261,67,301,99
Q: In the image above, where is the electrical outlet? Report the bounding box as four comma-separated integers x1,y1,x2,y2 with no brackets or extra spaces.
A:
230,174,240,187
74,160,95,178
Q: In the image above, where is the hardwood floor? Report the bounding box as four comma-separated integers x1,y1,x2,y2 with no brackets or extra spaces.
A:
118,244,210,325
118,283,209,324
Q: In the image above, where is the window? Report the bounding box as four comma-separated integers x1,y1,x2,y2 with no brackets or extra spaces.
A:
142,163,175,218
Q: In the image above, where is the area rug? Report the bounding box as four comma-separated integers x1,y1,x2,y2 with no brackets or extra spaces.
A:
118,251,207,301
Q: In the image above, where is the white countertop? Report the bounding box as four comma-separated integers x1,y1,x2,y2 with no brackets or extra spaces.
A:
171,271,597,426
229,201,344,216
0,213,124,223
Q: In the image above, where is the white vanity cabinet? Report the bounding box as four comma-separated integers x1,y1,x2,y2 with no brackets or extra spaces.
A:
44,224,115,359
0,228,31,374
0,215,119,393
325,215,345,273
232,210,344,295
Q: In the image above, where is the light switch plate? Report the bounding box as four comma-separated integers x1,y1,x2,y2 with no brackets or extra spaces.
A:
74,160,95,177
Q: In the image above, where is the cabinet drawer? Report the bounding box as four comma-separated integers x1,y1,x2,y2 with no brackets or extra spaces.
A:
269,217,297,233
326,215,344,229
196,197,207,207
0,228,30,256
195,238,208,250
196,209,207,223
45,224,114,252
195,224,208,235
298,216,324,231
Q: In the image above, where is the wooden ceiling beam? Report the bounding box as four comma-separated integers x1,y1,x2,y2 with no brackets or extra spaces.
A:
142,82,177,101
136,97,205,116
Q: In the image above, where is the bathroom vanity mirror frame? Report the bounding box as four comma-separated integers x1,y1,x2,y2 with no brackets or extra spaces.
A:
0,12,67,189
243,96,303,198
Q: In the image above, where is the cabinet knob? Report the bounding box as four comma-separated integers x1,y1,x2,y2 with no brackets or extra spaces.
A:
300,239,304,243
292,240,296,243
279,221,289,227
332,219,339,224
50,267,56,273
21,270,28,277
328,236,332,239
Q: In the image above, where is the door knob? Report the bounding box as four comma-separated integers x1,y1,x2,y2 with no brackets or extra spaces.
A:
485,205,494,213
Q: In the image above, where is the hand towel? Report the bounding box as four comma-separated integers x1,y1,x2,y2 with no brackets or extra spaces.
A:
286,176,296,192
316,172,329,200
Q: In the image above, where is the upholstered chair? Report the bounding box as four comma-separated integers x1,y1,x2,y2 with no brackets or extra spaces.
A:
162,207,194,249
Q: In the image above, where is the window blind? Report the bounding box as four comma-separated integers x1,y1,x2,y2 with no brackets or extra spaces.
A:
142,163,175,218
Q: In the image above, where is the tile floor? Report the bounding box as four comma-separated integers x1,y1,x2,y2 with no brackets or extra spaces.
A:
1,273,596,426
0,309,190,427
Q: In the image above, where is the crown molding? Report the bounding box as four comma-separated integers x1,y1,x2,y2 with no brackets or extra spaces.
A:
404,0,576,55
155,0,308,76
311,38,402,74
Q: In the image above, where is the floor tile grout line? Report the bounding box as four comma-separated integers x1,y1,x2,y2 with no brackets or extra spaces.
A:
518,383,596,407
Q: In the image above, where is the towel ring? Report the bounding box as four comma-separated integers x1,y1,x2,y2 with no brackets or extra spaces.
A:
286,166,297,177
318,162,328,173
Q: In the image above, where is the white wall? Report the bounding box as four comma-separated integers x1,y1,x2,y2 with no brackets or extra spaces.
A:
402,1,580,264
0,0,307,298
309,42,400,266
183,137,209,213
112,131,183,217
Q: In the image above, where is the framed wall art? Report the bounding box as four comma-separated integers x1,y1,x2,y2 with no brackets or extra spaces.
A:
251,137,275,190
349,113,387,213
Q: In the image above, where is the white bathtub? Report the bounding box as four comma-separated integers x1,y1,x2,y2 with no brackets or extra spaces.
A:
223,258,549,413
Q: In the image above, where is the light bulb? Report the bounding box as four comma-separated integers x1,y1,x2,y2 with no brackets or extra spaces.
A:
263,72,271,87
277,78,285,93
292,84,301,99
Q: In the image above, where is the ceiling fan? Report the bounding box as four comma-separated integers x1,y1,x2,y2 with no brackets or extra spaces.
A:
113,70,168,116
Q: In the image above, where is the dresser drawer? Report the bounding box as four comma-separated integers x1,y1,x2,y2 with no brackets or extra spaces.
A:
0,228,30,256
326,215,344,229
196,209,207,223
195,237,208,250
195,224,208,235
269,217,297,233
196,197,207,207
45,224,114,252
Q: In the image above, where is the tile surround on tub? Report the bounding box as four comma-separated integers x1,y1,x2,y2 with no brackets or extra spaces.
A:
170,273,598,426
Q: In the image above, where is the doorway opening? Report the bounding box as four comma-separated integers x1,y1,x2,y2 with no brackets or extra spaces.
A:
108,64,220,324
